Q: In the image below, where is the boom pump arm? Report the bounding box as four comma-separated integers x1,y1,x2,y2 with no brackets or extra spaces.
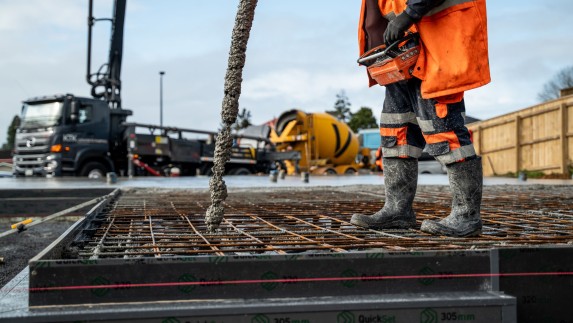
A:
86,0,126,109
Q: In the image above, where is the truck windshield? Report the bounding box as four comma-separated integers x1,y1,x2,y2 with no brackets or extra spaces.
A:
20,102,63,129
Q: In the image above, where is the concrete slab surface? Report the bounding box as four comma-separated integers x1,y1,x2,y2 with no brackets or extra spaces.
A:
0,174,571,190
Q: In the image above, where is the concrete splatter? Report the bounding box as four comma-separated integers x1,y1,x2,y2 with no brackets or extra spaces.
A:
205,0,258,232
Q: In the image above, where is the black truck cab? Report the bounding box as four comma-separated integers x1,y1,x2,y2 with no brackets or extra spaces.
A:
13,94,131,177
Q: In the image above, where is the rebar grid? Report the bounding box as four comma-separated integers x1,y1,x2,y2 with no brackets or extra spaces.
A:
76,186,573,259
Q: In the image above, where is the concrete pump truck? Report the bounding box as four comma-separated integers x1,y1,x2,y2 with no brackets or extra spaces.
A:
12,0,297,178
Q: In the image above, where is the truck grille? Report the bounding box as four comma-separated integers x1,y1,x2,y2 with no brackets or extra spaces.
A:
15,131,51,153
13,130,53,171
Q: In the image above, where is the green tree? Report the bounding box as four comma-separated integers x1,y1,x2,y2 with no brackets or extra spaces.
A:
2,115,20,150
326,90,352,122
348,107,378,132
232,108,252,131
538,65,573,101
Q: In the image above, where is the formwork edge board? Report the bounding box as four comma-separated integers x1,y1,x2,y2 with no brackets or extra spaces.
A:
28,189,120,263
28,249,495,306
0,268,517,323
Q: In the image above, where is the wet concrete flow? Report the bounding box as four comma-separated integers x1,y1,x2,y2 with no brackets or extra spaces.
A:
206,0,258,232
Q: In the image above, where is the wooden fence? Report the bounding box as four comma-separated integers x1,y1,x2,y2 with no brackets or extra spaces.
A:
467,95,573,177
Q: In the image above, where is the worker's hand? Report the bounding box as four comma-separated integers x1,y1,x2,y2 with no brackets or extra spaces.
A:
384,12,415,45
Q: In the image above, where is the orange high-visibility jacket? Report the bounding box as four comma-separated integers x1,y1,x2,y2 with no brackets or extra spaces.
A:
358,0,491,99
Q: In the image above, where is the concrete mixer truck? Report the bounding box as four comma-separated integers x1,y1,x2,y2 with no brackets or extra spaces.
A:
270,109,370,175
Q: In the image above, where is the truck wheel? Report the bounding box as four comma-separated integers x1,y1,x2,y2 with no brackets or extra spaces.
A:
325,168,337,175
80,162,107,179
345,168,357,175
229,167,251,175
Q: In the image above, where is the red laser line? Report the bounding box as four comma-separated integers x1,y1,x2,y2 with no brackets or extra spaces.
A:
28,271,573,292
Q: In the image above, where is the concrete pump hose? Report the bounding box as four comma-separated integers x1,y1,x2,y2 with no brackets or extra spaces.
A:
205,0,258,232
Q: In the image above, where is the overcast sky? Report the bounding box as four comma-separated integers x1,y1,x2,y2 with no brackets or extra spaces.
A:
1,0,572,146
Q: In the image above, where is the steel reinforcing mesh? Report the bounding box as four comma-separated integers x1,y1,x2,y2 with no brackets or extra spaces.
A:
74,186,573,259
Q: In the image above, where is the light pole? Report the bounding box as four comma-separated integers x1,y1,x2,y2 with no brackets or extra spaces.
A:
159,71,165,128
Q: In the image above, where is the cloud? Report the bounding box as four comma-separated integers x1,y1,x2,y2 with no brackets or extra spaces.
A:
1,1,573,147
0,0,84,32
243,68,363,102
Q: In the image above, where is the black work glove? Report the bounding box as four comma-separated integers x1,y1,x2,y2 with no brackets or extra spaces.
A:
384,12,415,45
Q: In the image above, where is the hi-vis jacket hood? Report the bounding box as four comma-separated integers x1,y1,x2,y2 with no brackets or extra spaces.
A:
358,0,491,99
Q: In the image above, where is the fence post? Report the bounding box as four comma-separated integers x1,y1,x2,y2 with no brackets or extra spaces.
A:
515,115,521,174
560,103,569,175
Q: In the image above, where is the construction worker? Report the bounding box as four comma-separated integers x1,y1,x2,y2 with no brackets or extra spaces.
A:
350,0,490,237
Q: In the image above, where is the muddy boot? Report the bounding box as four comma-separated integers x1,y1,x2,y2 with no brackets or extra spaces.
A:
420,157,483,237
350,158,417,229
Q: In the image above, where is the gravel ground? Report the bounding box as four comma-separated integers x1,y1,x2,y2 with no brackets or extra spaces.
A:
0,217,77,288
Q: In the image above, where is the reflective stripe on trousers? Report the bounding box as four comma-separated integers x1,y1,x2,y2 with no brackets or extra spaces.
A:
379,78,476,164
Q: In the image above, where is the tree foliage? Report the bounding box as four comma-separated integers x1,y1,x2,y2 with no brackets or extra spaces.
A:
2,115,20,150
538,65,573,102
348,107,378,133
326,90,352,122
232,108,252,131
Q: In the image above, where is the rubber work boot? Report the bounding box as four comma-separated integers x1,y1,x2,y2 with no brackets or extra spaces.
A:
350,158,417,229
420,157,483,237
